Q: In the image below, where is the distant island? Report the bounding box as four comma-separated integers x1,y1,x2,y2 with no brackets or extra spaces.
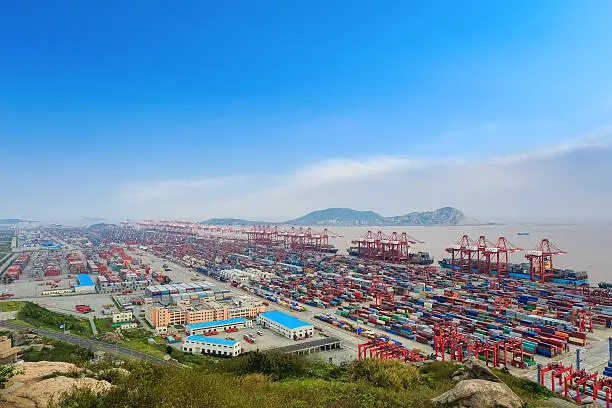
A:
0,219,27,224
201,207,484,226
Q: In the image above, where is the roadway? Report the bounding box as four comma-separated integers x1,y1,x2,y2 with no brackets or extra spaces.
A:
0,321,170,365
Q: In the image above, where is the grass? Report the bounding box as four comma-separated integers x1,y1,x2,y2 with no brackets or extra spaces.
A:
111,297,123,311
117,328,167,359
21,338,94,364
32,342,556,408
0,300,25,312
16,301,93,337
493,368,556,407
52,354,558,408
92,317,114,334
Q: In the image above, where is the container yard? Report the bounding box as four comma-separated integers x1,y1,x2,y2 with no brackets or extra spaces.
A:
11,223,611,384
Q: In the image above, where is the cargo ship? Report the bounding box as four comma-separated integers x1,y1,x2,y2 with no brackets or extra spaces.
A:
438,258,588,285
347,248,434,265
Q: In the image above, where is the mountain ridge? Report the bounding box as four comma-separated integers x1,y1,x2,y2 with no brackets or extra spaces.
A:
201,207,480,226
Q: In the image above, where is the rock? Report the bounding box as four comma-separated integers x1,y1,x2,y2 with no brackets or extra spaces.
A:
431,379,523,408
96,367,130,380
24,334,40,340
27,344,53,352
98,332,122,343
12,362,80,383
3,362,112,408
452,358,500,382
14,376,111,408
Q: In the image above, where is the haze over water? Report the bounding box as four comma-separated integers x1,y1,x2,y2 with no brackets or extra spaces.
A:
326,225,611,284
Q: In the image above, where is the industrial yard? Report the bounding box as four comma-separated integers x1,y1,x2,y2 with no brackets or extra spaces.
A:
1,221,612,404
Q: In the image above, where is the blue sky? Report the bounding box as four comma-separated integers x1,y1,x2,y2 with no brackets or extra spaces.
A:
1,1,612,222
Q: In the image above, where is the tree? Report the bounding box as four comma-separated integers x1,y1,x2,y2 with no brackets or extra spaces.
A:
0,364,23,388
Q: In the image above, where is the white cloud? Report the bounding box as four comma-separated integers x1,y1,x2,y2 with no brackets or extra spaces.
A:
114,132,612,223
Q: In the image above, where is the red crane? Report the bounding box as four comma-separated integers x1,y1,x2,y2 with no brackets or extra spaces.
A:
564,370,598,405
485,237,523,279
369,275,394,306
525,239,567,283
474,236,495,275
445,235,476,273
540,362,573,393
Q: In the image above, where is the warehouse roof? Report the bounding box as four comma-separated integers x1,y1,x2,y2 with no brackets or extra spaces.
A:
185,335,238,346
186,318,246,331
260,311,311,330
77,274,95,287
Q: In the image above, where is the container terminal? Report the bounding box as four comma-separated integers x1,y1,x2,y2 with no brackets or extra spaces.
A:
5,221,612,404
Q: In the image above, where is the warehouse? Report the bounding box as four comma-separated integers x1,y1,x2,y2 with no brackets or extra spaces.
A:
185,317,252,336
74,274,96,294
182,336,242,357
257,311,314,340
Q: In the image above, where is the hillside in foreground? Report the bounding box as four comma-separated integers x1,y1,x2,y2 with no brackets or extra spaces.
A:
0,323,556,408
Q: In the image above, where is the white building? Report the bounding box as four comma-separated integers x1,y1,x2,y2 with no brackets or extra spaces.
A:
257,311,314,340
112,311,133,324
182,335,242,357
185,318,252,336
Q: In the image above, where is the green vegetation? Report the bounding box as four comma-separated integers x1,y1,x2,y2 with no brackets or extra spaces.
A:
111,297,123,311
0,300,25,312
51,353,552,408
0,364,22,387
92,317,114,334
21,339,94,364
16,301,92,336
493,368,555,406
118,328,166,359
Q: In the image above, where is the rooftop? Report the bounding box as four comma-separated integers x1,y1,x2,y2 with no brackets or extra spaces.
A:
76,274,95,287
260,310,311,330
186,318,247,330
185,335,238,346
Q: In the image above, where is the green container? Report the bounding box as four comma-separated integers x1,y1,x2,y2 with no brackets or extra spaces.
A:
380,316,390,322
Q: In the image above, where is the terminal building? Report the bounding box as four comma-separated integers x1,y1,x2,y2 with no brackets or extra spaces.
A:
144,299,265,333
185,317,252,336
182,336,242,357
257,311,314,340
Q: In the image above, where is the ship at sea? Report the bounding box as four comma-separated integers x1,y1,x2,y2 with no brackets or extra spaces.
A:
346,248,434,265
517,232,530,236
438,258,588,285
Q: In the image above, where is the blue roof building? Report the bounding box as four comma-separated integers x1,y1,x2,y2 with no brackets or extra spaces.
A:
185,317,251,334
183,335,242,357
185,335,238,346
257,311,314,339
77,274,94,286
74,274,96,293
259,311,310,329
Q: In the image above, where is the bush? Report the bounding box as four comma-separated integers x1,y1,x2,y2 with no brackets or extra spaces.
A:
351,358,420,391
17,302,91,336
21,339,93,364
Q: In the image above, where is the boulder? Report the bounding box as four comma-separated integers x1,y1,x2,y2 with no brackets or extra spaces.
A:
452,358,500,382
431,379,523,408
14,376,111,408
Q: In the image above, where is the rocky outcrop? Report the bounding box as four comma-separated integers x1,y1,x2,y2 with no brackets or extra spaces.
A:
431,379,523,408
1,361,111,408
452,358,501,382
14,376,111,408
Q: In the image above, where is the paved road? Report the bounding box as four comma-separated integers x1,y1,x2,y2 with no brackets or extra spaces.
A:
0,321,172,365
